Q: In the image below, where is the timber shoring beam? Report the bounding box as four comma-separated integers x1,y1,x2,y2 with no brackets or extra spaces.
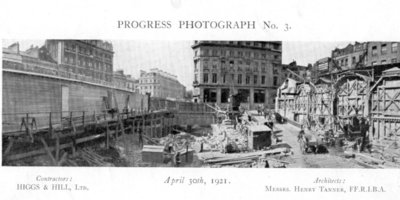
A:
3,106,206,163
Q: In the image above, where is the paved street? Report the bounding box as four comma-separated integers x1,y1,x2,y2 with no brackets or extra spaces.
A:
274,123,363,168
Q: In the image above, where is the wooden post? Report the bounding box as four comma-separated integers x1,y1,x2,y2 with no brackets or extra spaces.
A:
142,114,146,137
168,117,171,135
61,111,64,130
93,111,97,132
24,113,34,143
55,133,60,161
131,119,135,135
383,120,387,138
40,137,57,166
150,113,153,138
70,111,73,126
161,115,165,137
106,122,110,149
71,137,77,157
376,119,382,140
49,112,53,137
186,144,189,162
3,137,14,157
116,116,119,139
119,114,125,137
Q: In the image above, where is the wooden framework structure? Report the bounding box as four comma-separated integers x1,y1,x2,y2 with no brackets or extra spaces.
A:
370,67,400,140
2,98,215,165
335,77,369,134
309,82,334,132
293,83,311,127
2,109,176,164
276,64,400,141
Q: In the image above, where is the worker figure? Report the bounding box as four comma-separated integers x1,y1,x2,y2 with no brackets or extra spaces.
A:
360,117,369,152
174,152,181,167
233,116,238,130
138,128,143,149
257,105,262,115
268,113,274,130
297,127,305,141
264,108,268,119
297,126,315,153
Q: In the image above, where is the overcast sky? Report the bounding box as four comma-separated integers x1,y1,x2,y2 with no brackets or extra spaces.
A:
3,40,352,89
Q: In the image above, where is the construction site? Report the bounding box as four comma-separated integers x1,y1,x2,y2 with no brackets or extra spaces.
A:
276,62,400,168
2,40,400,168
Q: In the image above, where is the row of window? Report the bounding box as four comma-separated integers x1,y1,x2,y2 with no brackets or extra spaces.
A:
81,40,113,51
203,88,267,103
63,54,112,72
371,58,398,66
372,43,398,56
139,85,184,91
65,43,113,59
201,59,273,67
194,41,281,50
63,66,112,82
139,79,158,84
140,85,159,90
337,54,364,67
195,48,281,60
140,75,180,84
195,61,279,73
333,43,367,58
199,73,279,86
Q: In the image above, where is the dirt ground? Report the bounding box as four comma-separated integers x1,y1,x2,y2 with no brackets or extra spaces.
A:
4,123,369,168
274,123,364,168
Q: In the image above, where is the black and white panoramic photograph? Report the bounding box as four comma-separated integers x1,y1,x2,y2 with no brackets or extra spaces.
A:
2,40,400,168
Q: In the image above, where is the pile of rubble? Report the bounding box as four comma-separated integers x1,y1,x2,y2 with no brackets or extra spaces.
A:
343,138,400,168
199,147,292,168
193,113,293,168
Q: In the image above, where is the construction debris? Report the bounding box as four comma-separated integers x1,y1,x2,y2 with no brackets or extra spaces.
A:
187,105,294,168
79,147,114,166
342,137,400,168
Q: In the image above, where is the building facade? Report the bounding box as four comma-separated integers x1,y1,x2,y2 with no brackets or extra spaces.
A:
191,40,282,109
366,42,400,66
112,70,136,91
138,68,186,100
45,40,114,83
312,57,334,82
331,42,400,70
2,42,149,133
113,70,127,88
125,75,136,92
280,61,310,82
331,42,368,71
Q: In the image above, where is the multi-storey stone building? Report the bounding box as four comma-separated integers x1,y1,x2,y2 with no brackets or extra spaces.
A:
311,57,334,82
45,40,114,82
331,42,368,70
191,40,282,109
367,42,400,66
125,75,136,92
331,41,400,70
112,70,136,91
138,68,186,100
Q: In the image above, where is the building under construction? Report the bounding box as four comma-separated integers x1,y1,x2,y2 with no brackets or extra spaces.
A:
276,63,400,142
